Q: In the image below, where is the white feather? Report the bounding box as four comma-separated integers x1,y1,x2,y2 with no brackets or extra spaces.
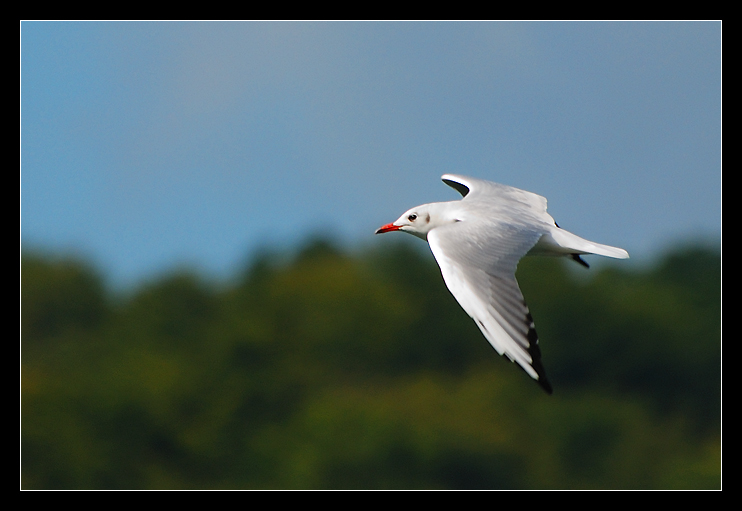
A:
376,174,629,393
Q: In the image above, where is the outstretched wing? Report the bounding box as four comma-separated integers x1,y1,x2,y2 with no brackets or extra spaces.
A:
441,174,549,217
428,219,552,394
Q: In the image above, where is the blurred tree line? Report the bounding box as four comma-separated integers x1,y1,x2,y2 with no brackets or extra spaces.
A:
21,239,720,489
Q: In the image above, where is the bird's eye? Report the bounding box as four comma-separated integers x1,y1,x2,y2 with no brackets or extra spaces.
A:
408,214,417,222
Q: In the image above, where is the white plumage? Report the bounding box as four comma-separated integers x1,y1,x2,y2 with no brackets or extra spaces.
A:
375,174,629,394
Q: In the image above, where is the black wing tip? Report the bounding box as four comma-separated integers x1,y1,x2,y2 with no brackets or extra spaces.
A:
508,351,553,395
441,176,470,197
525,311,553,395
555,222,591,269
571,254,590,268
537,376,553,395
529,354,553,395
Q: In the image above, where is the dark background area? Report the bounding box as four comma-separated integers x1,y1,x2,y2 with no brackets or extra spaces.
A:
21,238,720,489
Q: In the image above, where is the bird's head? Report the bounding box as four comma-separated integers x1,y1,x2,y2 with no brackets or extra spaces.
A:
375,204,440,240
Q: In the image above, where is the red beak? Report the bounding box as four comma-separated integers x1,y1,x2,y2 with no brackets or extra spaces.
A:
375,223,401,234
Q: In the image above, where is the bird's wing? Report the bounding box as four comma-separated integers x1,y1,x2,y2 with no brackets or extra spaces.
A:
428,219,552,393
441,174,549,218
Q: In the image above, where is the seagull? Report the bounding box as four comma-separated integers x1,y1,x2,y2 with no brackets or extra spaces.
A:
375,174,629,394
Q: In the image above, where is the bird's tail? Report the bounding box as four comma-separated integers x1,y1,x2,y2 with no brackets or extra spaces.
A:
530,227,629,260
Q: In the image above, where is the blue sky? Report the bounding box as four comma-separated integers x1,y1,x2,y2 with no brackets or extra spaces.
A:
21,22,721,288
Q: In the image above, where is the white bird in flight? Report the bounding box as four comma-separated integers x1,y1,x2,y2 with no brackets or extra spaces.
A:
375,174,629,394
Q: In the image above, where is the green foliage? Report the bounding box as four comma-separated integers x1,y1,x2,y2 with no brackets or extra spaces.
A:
22,253,107,344
21,240,721,489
